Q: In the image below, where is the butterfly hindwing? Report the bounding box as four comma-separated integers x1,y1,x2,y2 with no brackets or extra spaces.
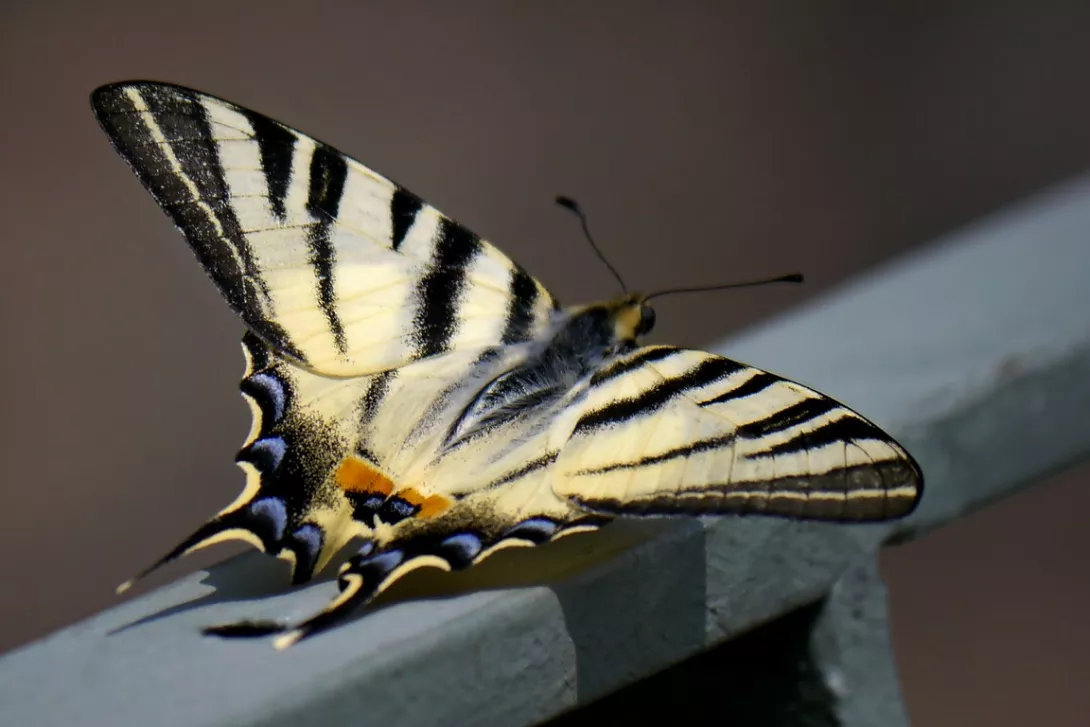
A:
554,346,922,521
120,331,376,590
91,82,558,376
201,340,610,648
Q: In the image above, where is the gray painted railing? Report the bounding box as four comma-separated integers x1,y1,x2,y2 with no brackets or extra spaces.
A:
3,175,1089,727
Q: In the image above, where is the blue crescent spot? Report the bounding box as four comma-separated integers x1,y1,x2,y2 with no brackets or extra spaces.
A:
291,523,323,558
440,532,483,562
250,497,288,542
360,549,404,574
247,436,287,472
504,517,559,541
249,372,287,423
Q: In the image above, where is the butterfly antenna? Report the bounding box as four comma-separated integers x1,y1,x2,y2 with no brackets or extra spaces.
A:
555,196,628,294
645,273,803,302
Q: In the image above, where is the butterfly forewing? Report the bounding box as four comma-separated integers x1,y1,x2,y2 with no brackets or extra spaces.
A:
554,347,922,521
91,82,557,376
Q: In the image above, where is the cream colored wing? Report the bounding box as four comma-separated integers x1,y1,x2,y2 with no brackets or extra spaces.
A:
117,331,392,592
199,341,605,649
120,331,588,595
554,346,923,521
92,82,557,376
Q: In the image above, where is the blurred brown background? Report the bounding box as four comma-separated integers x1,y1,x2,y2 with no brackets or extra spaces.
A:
2,2,1088,724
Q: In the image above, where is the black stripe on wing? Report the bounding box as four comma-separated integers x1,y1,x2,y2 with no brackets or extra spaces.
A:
305,145,350,355
571,435,734,476
358,369,398,426
576,357,742,433
501,267,540,345
589,346,686,387
736,398,840,438
91,83,306,361
390,187,423,251
413,219,483,358
242,109,295,221
698,371,779,407
482,452,559,490
569,458,922,522
752,414,891,458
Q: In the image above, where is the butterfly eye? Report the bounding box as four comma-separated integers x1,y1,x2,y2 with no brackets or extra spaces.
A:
636,304,656,336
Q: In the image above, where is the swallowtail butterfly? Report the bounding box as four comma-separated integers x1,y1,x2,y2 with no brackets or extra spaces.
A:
92,82,923,648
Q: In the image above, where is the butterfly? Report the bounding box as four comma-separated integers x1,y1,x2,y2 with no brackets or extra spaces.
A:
92,81,923,649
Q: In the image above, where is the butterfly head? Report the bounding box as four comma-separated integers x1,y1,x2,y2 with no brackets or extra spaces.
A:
609,294,656,341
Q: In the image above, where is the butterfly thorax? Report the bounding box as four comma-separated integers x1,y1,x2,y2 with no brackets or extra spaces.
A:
443,295,652,447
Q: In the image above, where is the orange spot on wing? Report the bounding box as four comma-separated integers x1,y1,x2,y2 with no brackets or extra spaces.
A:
398,488,452,519
335,456,394,496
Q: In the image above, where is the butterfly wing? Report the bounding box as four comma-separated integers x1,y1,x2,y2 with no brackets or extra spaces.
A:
122,326,581,593
215,343,924,648
554,346,923,521
124,331,372,589
91,81,558,376
94,80,565,593
203,345,608,649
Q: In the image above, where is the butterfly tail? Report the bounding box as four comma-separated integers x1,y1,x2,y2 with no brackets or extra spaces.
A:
203,543,406,649
116,498,308,594
116,518,232,594
118,332,351,594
